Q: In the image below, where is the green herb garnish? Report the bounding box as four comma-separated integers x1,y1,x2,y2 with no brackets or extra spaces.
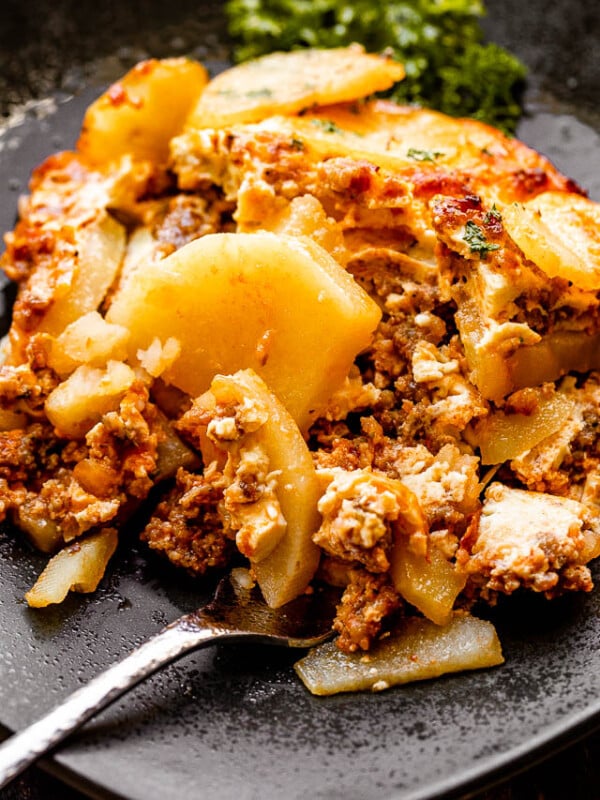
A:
407,147,444,162
463,220,500,258
225,0,527,133
310,118,345,134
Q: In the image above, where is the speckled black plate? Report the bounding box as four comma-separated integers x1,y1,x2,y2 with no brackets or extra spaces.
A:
1,2,600,799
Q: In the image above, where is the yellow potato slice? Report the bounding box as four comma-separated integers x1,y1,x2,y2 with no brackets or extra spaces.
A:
502,193,600,290
295,613,504,695
78,58,208,164
475,389,575,465
15,505,62,554
25,528,118,608
390,539,466,626
47,311,130,377
198,369,321,607
39,212,126,337
106,231,381,431
45,360,136,438
187,47,404,128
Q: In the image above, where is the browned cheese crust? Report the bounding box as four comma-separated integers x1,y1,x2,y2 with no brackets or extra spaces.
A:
2,72,600,653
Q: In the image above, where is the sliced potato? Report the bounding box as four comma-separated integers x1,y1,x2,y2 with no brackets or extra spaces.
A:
15,504,62,554
25,528,118,608
187,47,404,128
45,360,136,438
78,58,208,164
295,613,504,695
502,193,600,290
507,330,600,392
39,212,126,337
47,311,130,377
454,297,540,402
475,389,575,465
390,539,466,626
249,194,347,265
196,369,322,608
107,231,381,431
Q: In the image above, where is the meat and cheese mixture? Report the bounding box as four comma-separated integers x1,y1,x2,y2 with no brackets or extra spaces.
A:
2,48,600,691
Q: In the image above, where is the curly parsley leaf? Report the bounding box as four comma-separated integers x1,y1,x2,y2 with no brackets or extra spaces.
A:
225,0,527,133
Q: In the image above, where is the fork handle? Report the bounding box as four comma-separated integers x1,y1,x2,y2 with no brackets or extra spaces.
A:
0,617,227,789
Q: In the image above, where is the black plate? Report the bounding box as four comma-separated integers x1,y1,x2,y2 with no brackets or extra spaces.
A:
1,2,600,799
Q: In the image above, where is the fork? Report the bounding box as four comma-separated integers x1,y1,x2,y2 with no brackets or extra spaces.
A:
0,570,337,789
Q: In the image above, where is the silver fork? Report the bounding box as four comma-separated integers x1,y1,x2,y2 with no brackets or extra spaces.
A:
0,570,338,789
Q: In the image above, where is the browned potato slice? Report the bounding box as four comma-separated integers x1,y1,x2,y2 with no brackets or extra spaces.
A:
295,614,504,695
25,528,118,608
107,231,381,431
248,102,568,205
78,58,208,164
502,193,600,290
187,47,404,128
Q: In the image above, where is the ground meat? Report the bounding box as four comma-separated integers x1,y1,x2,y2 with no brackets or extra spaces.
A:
333,569,402,652
89,382,159,500
142,467,233,574
0,382,160,545
0,364,59,416
21,467,121,542
0,422,61,486
153,192,235,250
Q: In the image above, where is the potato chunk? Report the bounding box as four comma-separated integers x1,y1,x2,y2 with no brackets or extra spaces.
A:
192,369,321,608
25,528,118,608
47,311,130,377
390,539,466,626
107,231,381,431
475,388,575,465
295,614,503,695
78,58,208,165
45,361,136,438
187,46,404,129
39,212,125,337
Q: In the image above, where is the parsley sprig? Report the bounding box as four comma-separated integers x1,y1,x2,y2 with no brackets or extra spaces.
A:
225,0,527,133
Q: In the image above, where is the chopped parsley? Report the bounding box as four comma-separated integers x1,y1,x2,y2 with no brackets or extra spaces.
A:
463,220,500,258
225,0,527,133
310,118,345,134
407,147,444,162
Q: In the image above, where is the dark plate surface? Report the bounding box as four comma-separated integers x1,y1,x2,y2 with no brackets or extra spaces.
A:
1,2,600,799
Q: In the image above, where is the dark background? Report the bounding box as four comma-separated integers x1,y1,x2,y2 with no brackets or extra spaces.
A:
0,1,599,799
